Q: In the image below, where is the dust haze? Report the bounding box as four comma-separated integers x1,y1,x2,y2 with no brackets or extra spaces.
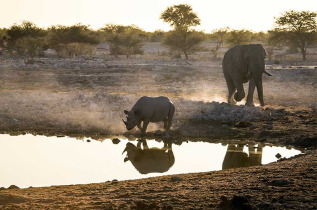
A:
0,46,315,135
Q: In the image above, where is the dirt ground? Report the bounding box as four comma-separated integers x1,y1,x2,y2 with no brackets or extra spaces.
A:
0,54,316,209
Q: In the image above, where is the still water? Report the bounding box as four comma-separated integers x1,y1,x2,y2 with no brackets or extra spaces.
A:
0,134,302,188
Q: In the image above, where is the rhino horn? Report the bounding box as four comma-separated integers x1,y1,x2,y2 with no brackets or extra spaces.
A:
122,119,127,126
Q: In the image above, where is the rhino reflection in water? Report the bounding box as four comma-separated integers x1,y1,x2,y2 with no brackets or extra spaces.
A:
122,140,175,174
222,144,262,169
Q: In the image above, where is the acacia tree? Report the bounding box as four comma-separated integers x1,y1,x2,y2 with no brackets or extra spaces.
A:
210,27,229,59
225,29,252,47
6,21,47,56
160,4,203,60
269,10,317,60
101,24,144,57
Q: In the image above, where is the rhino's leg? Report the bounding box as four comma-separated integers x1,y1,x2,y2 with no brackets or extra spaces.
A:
166,104,175,130
141,119,150,134
164,118,168,129
137,121,142,131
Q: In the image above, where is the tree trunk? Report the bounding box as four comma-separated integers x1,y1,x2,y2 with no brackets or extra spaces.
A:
302,50,306,60
183,50,188,60
300,40,307,60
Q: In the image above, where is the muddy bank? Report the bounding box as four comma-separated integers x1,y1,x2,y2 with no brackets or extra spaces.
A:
0,57,316,208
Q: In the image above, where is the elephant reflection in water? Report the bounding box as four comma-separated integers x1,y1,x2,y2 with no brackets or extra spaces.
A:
222,144,262,170
122,140,175,174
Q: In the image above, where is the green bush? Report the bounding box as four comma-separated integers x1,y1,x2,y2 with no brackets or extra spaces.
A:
163,30,205,59
101,24,144,57
49,24,100,48
15,36,48,57
6,21,47,55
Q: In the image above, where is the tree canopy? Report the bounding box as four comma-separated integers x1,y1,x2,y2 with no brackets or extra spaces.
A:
100,24,145,57
160,4,203,60
160,4,200,32
269,10,317,60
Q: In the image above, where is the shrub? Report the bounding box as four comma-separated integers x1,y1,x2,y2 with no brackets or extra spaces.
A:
49,24,100,48
15,36,48,57
101,24,144,57
55,43,96,57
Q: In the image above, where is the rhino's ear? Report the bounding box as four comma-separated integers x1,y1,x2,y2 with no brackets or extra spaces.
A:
124,110,129,115
134,109,140,116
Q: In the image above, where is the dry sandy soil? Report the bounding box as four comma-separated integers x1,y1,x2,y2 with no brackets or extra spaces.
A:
0,50,316,209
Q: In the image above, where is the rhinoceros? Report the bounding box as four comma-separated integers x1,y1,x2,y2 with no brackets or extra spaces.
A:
122,96,175,134
122,140,175,174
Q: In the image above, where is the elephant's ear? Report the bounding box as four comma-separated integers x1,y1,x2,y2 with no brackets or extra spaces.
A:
241,45,250,68
262,46,267,57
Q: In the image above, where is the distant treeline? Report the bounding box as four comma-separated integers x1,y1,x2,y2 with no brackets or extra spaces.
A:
0,22,269,57
0,7,316,60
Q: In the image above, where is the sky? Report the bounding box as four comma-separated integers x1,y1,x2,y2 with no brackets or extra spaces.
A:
0,0,316,32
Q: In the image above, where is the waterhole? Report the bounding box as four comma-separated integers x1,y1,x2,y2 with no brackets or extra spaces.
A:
0,134,302,188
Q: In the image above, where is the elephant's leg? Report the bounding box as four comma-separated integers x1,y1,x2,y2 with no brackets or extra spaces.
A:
233,79,245,102
162,142,168,150
224,75,236,105
246,78,256,106
137,141,142,148
142,140,149,149
255,78,264,106
141,119,150,134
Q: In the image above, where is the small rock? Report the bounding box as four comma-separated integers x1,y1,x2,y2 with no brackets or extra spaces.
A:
154,130,163,136
270,179,292,186
111,179,118,184
87,139,91,142
170,176,183,182
8,185,20,189
112,138,120,144
257,201,272,209
275,153,282,159
221,124,229,129
219,195,253,210
235,121,252,128
250,123,257,129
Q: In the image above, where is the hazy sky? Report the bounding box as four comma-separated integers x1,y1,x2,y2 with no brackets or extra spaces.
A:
1,0,315,32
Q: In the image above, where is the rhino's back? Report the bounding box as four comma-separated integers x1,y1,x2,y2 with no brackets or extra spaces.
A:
133,96,173,122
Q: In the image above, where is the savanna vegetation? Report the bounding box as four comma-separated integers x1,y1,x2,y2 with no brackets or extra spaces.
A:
0,6,316,60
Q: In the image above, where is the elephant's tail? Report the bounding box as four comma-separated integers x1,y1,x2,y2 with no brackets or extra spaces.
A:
264,70,272,76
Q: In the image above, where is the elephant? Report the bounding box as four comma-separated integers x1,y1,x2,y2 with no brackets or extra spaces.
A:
222,143,263,170
222,44,272,106
122,140,175,174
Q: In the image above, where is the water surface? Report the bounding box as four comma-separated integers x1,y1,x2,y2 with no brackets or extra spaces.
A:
0,134,302,188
